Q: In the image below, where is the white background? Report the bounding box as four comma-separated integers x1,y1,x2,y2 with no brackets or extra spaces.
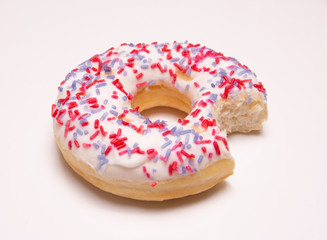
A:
1,0,327,239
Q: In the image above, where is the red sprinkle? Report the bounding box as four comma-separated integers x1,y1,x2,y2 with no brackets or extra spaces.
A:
213,141,221,155
169,161,178,176
90,130,100,140
135,72,143,79
94,119,99,129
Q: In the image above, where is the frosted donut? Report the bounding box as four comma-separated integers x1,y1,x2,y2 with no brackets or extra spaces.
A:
52,41,267,201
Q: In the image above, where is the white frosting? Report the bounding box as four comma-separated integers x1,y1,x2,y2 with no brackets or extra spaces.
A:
52,41,266,183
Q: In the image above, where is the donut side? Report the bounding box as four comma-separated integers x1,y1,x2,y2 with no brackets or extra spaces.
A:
56,137,234,201
215,89,268,133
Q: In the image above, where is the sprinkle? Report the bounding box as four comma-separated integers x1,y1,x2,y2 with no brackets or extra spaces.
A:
90,130,100,140
168,161,178,176
213,141,221,155
136,81,147,88
151,182,158,187
136,72,143,79
161,140,172,149
197,155,204,164
176,151,183,163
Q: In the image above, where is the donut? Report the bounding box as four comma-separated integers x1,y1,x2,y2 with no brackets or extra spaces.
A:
52,41,267,201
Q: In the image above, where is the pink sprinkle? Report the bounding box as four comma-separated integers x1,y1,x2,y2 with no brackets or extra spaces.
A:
74,140,80,148
118,149,128,156
136,81,147,88
176,151,183,163
185,165,194,173
82,143,92,148
151,182,158,187
208,152,213,159
195,140,212,144
194,82,200,88
68,140,72,150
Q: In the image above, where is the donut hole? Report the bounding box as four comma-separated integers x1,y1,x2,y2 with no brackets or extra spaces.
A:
131,84,192,122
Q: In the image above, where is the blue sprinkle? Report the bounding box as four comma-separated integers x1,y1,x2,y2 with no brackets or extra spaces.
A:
182,144,185,149
122,95,128,101
141,65,149,69
209,93,218,101
186,68,192,76
170,57,180,62
186,144,192,149
111,105,117,109
73,132,77,140
97,157,108,170
179,129,192,135
116,118,123,125
72,80,77,91
107,75,115,79
211,62,217,67
182,166,187,175
100,112,108,121
127,147,131,157
80,99,88,105
133,143,139,148
179,58,186,65
148,80,155,86
185,134,190,145
211,83,215,88
101,145,106,154
249,82,253,88
145,117,151,125
96,82,107,88
170,126,177,134
207,112,213,118
193,134,199,142
84,130,89,135
153,155,159,163
76,128,83,135
165,149,172,160
103,99,108,105
110,60,116,67
123,71,127,76
96,89,100,95
197,155,204,164
91,108,103,114
199,87,206,92
93,143,99,149
185,84,190,92
161,140,172,149
164,137,169,141
246,97,252,103
109,110,118,116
